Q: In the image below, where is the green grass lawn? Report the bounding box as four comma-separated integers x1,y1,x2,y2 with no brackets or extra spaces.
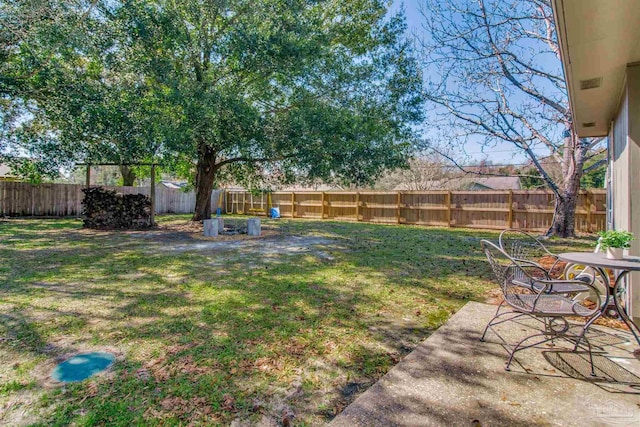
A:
0,216,594,426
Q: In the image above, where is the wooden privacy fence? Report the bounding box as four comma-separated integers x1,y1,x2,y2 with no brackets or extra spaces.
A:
0,181,224,216
226,190,607,233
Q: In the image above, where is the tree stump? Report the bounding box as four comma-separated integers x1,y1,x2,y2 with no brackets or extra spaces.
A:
247,218,261,236
203,219,218,237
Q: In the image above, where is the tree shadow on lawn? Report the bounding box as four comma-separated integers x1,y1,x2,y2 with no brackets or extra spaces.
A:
2,257,400,425
0,219,592,426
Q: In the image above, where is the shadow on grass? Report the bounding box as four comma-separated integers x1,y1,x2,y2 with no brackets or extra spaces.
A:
0,217,594,426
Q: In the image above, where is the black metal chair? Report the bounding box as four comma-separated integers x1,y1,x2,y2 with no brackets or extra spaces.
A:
480,239,604,375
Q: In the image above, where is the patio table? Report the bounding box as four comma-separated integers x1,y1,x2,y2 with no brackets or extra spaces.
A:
558,252,640,346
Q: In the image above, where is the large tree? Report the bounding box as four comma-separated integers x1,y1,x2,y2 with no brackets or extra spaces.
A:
109,0,424,220
3,1,422,212
419,0,605,237
1,0,86,178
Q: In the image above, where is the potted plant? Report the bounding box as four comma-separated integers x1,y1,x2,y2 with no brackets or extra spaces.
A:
598,230,634,259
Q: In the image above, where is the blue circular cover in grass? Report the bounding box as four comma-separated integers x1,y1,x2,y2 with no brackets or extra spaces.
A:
51,352,115,383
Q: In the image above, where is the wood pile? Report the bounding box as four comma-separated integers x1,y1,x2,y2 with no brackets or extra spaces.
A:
82,187,155,229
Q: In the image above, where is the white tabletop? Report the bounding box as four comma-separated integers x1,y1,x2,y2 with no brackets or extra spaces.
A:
558,252,640,271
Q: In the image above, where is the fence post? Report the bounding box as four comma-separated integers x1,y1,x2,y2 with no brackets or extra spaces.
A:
85,165,91,188
355,192,361,221
396,192,401,224
223,189,227,214
291,192,296,218
30,182,35,216
266,191,271,217
507,190,513,228
322,192,326,219
585,190,592,233
446,191,452,227
150,164,156,225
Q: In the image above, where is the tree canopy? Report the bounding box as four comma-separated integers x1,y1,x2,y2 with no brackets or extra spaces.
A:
1,0,424,219
115,0,424,219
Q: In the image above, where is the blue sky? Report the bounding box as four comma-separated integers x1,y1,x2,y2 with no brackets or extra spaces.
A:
389,0,558,166
390,0,422,33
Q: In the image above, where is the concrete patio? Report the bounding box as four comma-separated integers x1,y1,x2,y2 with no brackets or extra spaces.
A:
330,302,640,427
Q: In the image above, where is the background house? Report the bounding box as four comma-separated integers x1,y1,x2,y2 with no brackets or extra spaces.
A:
393,176,521,191
0,164,18,181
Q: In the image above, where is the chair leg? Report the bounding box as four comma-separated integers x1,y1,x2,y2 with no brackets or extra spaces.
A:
572,311,602,352
480,301,505,342
583,335,596,377
505,332,556,371
504,331,597,377
481,310,529,342
569,326,596,377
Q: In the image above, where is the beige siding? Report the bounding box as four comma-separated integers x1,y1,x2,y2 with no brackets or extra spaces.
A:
612,82,629,232
610,64,640,320
628,65,640,319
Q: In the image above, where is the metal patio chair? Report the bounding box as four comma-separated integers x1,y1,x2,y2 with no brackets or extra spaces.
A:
498,228,599,295
480,239,604,375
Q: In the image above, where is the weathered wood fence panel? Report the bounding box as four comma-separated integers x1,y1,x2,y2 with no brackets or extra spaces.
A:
0,182,607,232
0,182,224,216
225,189,607,233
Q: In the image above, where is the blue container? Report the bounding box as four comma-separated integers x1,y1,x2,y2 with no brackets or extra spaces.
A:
270,207,281,219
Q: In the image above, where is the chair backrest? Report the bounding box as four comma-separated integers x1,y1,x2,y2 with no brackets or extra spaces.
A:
482,239,551,300
498,228,563,274
480,239,514,292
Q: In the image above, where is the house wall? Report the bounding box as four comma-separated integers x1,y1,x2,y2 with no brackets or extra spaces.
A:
611,64,640,320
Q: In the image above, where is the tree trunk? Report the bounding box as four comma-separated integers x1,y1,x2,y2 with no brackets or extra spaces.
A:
191,144,218,222
119,165,137,186
547,135,585,237
544,126,589,238
548,192,577,237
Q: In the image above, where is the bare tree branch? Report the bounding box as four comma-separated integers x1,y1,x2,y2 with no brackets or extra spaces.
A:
418,0,605,236
583,158,607,174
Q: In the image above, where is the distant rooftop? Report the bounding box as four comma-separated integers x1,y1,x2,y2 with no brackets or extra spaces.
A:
0,164,12,177
159,181,188,190
394,176,521,191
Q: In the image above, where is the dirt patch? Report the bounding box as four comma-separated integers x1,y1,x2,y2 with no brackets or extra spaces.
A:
159,220,280,241
149,220,340,260
68,220,342,265
90,218,280,243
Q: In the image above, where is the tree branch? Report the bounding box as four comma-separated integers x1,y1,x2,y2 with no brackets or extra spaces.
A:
478,0,568,116
215,154,294,169
428,146,552,180
582,158,607,174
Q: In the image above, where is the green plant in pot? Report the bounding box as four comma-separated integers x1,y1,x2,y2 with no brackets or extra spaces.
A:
598,230,634,259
